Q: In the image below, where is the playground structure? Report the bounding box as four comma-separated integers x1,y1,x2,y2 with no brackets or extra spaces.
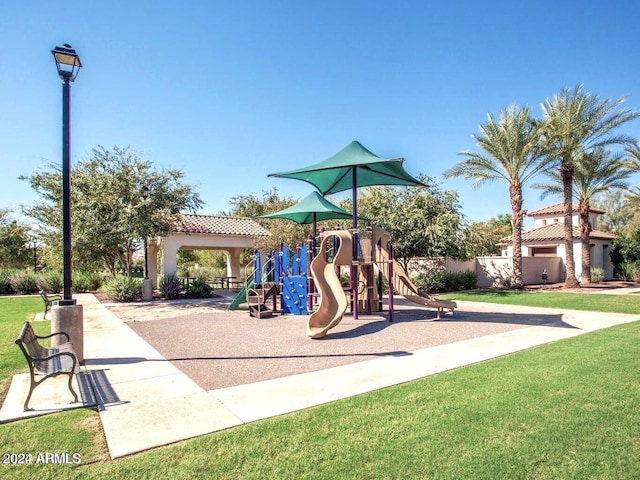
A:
371,227,458,319
228,225,457,338
307,230,352,338
229,242,311,318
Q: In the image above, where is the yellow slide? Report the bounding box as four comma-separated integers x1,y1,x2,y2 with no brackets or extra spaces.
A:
307,230,353,339
372,227,457,319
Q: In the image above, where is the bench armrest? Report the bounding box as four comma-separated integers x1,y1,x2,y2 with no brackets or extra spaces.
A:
35,331,71,343
28,350,79,373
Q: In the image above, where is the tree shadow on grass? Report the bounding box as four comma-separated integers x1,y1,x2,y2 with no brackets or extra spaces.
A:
390,306,577,329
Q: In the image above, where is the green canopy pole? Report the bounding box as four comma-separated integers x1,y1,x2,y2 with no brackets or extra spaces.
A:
351,168,358,320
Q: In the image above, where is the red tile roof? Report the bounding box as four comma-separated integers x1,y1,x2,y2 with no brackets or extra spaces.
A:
528,202,605,216
500,223,615,245
175,214,270,236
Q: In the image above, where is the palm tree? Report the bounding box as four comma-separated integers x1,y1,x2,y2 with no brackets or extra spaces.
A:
445,105,544,288
626,141,640,170
539,85,639,288
534,147,635,283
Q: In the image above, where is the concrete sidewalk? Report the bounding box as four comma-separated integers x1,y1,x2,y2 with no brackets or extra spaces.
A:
1,294,638,459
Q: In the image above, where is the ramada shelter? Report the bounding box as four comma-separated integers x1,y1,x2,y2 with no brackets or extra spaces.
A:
145,214,270,286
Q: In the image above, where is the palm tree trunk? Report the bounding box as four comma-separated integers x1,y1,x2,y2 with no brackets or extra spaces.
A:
561,160,580,288
579,200,592,283
510,184,524,288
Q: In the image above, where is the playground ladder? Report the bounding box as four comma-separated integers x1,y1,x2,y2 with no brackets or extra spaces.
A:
246,281,278,318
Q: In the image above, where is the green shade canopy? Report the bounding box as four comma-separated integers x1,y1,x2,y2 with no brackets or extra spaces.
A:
260,191,353,225
268,140,424,320
260,191,356,249
268,141,426,196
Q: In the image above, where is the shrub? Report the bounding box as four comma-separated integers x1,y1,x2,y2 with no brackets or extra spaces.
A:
104,275,142,302
198,266,226,279
73,270,104,292
37,270,63,294
501,276,514,289
624,261,640,283
413,269,477,293
590,267,604,284
9,270,38,294
0,269,14,294
458,270,478,290
443,270,476,291
177,265,193,278
185,275,212,299
413,270,445,293
443,272,458,292
160,273,182,299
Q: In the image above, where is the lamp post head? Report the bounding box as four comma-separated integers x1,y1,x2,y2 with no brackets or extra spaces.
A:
52,44,82,82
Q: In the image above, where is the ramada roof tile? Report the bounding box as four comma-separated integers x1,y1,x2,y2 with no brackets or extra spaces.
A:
499,223,615,245
528,202,605,216
175,214,270,236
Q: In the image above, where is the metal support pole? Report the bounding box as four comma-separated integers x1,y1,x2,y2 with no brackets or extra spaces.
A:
60,79,75,305
307,234,314,313
279,242,284,314
377,237,383,312
143,238,149,279
351,170,358,320
388,241,394,322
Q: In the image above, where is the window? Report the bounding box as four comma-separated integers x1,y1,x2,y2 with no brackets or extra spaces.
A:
531,246,557,257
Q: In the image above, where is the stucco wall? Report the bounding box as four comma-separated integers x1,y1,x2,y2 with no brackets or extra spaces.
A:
407,256,563,288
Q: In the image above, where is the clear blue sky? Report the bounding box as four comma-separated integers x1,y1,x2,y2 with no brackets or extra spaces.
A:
3,1,639,228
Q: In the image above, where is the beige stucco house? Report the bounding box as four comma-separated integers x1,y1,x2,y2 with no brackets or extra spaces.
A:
500,203,616,281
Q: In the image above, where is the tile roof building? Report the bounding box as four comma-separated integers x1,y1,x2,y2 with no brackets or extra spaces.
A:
176,214,270,237
145,214,270,286
499,202,615,281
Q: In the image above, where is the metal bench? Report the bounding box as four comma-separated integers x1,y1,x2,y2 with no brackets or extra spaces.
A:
15,322,79,411
40,289,61,319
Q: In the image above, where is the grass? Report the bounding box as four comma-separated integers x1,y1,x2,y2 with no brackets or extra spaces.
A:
0,295,639,479
0,296,42,396
441,289,640,314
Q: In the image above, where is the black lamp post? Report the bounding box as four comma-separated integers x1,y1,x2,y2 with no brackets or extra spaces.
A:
32,238,38,273
141,185,150,280
52,44,82,305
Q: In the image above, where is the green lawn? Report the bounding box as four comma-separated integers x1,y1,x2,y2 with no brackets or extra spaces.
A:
441,289,640,314
1,295,639,479
0,297,43,395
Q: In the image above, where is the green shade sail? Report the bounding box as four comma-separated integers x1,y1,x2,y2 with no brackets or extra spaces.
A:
268,141,426,196
260,191,353,225
268,140,424,321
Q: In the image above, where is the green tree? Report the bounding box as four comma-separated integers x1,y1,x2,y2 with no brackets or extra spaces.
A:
623,187,640,225
534,147,635,282
463,214,512,257
341,175,467,269
611,227,640,280
539,85,639,288
21,146,202,275
445,105,544,288
594,190,634,233
229,188,313,253
0,209,32,268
